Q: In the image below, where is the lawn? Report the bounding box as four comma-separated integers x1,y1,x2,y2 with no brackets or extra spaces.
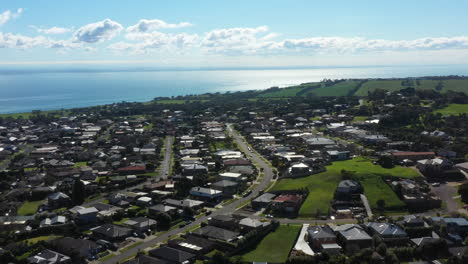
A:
434,104,468,115
73,161,88,168
271,157,419,217
113,217,130,225
17,200,44,216
23,235,62,245
352,116,370,122
240,225,300,263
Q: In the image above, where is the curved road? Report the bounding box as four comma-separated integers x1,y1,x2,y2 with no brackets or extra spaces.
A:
101,125,274,264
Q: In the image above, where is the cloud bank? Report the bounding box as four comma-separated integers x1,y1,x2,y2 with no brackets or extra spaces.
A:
2,12,468,60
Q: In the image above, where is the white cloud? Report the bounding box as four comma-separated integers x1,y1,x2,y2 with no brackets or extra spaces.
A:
201,26,278,54
278,36,468,53
127,19,192,33
0,32,48,49
73,19,123,43
32,26,72,35
110,31,198,54
0,8,23,26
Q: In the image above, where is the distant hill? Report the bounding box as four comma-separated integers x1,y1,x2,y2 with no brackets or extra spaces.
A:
256,76,468,98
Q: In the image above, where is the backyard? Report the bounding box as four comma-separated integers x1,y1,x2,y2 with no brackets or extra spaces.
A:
240,225,300,263
17,200,44,216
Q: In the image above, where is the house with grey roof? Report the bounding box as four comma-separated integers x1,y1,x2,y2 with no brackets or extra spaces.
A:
149,246,196,264
124,217,157,232
193,225,240,242
189,187,222,201
334,224,373,254
28,249,71,264
307,225,337,249
251,193,276,210
239,217,270,232
211,180,238,196
441,218,468,235
91,224,132,242
365,222,408,245
334,180,363,200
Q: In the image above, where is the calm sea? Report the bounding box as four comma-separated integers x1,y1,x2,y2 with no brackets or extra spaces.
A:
0,65,467,113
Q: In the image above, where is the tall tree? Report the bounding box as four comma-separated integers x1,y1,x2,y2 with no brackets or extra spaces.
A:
72,180,86,205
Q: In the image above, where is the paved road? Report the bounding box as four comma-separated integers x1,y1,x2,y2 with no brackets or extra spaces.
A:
101,125,275,264
156,136,173,181
84,136,174,208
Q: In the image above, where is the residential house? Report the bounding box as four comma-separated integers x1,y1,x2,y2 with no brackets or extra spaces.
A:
91,224,133,242
50,237,102,261
251,193,276,210
168,235,216,255
124,217,157,233
208,214,238,230
121,255,169,264
189,187,222,201
193,225,240,242
163,199,205,210
390,152,435,162
335,180,363,201
40,215,67,227
149,246,196,264
239,217,270,232
365,222,408,245
28,249,71,264
441,218,468,235
211,180,238,196
326,150,350,161
47,192,71,209
288,163,311,177
307,225,337,249
416,158,451,173
334,224,373,254
271,194,303,214
182,164,208,176
75,207,98,224
219,172,243,182
149,204,178,217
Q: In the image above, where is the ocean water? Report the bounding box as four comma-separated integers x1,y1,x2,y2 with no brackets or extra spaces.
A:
0,65,467,113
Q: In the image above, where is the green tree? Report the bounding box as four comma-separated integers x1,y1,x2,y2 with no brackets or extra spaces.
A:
377,199,386,213
71,179,85,205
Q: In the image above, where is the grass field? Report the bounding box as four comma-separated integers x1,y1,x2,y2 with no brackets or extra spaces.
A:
257,86,305,98
271,157,419,217
354,80,405,96
17,200,44,216
240,225,300,263
434,104,468,115
308,81,360,96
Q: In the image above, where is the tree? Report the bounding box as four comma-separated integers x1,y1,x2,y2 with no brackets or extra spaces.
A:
377,199,386,213
155,212,172,228
182,206,194,218
376,243,387,256
71,179,85,205
378,155,394,168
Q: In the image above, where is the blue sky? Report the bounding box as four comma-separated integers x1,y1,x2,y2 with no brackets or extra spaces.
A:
1,0,468,67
